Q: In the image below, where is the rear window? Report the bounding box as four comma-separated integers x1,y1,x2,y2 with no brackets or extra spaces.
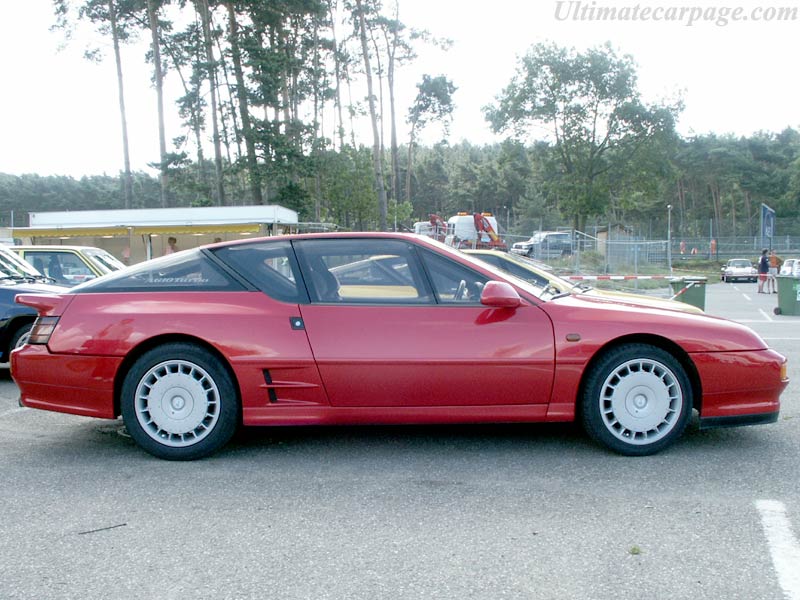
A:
73,250,244,293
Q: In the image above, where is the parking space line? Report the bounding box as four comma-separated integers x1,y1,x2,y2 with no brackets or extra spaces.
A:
756,500,800,600
743,293,752,301
759,309,774,322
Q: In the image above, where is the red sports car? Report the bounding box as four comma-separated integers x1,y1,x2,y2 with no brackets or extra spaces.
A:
11,233,788,460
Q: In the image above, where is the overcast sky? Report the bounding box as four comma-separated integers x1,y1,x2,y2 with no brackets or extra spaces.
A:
1,0,798,177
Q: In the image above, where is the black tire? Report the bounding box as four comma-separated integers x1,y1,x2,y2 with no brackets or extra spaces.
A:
9,322,33,353
581,344,692,456
120,343,239,460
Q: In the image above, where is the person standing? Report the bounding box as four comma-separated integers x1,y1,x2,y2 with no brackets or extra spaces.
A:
768,250,782,293
757,248,769,293
165,237,178,255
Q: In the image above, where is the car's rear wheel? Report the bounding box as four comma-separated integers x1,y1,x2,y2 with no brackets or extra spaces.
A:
121,343,239,460
10,322,33,351
581,344,692,456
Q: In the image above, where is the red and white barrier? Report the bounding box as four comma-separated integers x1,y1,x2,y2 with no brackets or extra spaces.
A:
564,275,670,281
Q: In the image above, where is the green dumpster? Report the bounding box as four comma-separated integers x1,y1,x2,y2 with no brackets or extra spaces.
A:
669,276,707,310
774,275,800,315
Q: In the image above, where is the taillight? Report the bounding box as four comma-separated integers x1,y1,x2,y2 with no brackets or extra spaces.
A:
28,316,60,345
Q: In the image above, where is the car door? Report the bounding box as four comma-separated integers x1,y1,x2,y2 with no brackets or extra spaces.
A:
294,238,555,408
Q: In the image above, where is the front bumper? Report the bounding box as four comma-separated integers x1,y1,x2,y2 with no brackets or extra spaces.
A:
699,410,780,429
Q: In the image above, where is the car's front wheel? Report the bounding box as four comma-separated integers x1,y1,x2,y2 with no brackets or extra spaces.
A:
581,344,692,456
121,343,239,460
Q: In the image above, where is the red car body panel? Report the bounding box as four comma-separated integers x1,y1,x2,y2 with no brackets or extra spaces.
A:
298,303,555,407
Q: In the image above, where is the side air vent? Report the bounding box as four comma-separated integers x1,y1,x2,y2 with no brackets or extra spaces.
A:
262,370,279,403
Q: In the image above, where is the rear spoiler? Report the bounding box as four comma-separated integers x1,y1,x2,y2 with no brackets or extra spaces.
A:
15,294,74,316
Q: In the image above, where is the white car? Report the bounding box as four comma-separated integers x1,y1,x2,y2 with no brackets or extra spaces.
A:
779,258,798,276
511,231,572,258
721,258,757,283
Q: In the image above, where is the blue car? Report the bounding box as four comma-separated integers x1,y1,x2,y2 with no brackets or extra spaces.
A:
0,246,66,362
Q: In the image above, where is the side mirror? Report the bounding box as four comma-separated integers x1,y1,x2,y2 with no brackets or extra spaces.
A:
480,281,521,308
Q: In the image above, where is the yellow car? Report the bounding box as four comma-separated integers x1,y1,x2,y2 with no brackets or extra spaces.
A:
10,245,126,287
464,249,704,314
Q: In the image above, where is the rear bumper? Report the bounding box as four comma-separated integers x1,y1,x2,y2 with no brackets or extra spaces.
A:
699,410,780,430
12,345,120,419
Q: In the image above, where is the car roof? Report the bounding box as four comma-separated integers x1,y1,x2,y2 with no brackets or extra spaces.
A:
207,231,444,250
12,245,106,251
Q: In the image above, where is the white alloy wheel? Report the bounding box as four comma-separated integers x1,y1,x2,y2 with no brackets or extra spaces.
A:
598,357,683,445
14,330,31,349
10,322,33,352
134,359,221,448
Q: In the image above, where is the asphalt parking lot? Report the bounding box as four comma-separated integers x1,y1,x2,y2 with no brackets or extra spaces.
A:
1,282,798,600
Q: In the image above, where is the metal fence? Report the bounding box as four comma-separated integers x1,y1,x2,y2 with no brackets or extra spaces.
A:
505,231,800,274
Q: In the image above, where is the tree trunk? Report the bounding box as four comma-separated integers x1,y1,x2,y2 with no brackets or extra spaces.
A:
405,127,415,205
355,0,388,231
385,2,400,210
146,0,169,207
226,2,263,205
312,20,322,221
108,0,133,209
198,0,225,205
327,0,345,149
743,189,753,236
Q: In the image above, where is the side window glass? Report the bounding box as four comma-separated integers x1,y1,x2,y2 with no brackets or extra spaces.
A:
419,249,489,304
75,250,243,292
294,239,432,304
29,252,89,286
213,241,303,303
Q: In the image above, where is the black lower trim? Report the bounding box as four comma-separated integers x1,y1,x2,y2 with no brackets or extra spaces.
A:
262,370,278,403
699,411,780,430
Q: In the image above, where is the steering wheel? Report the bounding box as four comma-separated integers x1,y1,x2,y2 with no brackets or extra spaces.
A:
454,279,468,301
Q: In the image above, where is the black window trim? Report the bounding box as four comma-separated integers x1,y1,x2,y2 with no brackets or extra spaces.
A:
208,241,309,304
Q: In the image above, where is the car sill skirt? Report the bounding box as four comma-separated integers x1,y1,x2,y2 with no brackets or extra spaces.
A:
699,411,780,430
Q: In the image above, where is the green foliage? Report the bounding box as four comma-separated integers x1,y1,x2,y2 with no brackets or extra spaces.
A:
407,74,457,134
485,42,681,230
275,181,312,218
311,145,377,229
389,200,414,227
673,129,800,238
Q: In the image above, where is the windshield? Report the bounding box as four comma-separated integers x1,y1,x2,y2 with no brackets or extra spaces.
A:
0,246,45,278
500,251,554,272
85,248,126,273
728,260,751,268
423,238,564,300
